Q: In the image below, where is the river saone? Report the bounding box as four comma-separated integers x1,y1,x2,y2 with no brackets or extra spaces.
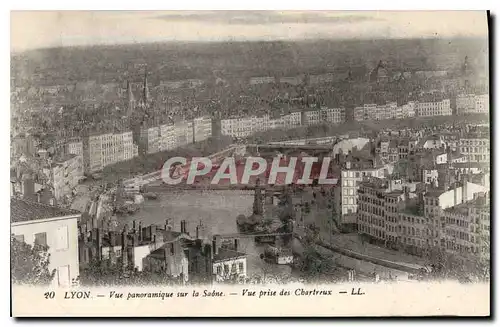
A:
120,189,292,278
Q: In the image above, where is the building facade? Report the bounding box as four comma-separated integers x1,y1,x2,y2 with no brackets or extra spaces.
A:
415,99,452,117
458,133,490,163
336,163,388,226
83,130,136,173
11,199,81,287
193,116,213,143
47,154,84,201
456,94,489,115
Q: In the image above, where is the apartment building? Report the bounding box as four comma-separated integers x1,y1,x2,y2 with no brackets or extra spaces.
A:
278,112,302,128
456,94,489,115
11,199,81,287
159,123,177,151
193,116,212,143
83,130,136,173
415,99,452,117
302,107,346,125
321,107,346,124
421,178,489,251
401,101,416,118
66,138,83,157
458,133,490,163
174,120,194,148
357,180,430,254
138,126,160,155
354,102,399,121
354,104,376,122
356,173,489,257
443,192,490,260
212,247,247,283
220,115,270,138
335,161,390,227
45,154,84,201
302,110,322,125
357,178,418,244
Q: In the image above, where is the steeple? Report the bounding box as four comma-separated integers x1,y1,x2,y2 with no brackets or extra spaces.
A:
127,81,135,113
253,178,263,216
142,68,150,106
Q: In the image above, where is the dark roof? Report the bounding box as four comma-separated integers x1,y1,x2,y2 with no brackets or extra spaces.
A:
10,169,17,182
425,189,446,197
213,248,246,262
11,198,80,224
386,190,404,197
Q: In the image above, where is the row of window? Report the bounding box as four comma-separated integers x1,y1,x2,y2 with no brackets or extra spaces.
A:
359,214,385,227
215,262,245,276
460,147,489,153
459,139,489,146
13,227,69,251
358,225,385,239
342,170,380,179
343,197,356,205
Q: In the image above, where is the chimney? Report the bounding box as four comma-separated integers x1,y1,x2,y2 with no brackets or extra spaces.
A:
164,247,169,262
418,192,424,215
138,222,143,241
150,225,157,241
21,178,35,201
234,239,239,252
462,175,468,204
164,219,169,231
212,239,219,256
121,225,128,269
82,224,88,242
109,231,116,247
196,225,199,239
454,184,458,206
96,228,102,260
133,220,137,233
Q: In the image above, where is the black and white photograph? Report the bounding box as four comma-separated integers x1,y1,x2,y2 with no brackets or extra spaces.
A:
9,10,491,317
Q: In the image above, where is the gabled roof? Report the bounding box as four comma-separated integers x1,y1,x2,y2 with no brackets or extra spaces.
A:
11,198,80,224
213,248,246,262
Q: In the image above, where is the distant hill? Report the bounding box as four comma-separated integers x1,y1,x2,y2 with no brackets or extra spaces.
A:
11,37,488,88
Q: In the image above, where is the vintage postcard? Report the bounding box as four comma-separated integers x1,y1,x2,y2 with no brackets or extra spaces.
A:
10,10,490,317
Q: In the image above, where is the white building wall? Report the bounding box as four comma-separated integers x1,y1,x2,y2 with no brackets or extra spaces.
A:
212,257,247,282
11,216,80,288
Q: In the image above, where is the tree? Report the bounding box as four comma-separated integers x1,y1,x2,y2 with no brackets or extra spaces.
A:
11,235,55,286
300,247,339,283
79,258,180,286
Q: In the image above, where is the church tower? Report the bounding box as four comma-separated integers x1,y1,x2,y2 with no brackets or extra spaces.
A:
126,80,135,115
253,178,263,216
141,69,150,107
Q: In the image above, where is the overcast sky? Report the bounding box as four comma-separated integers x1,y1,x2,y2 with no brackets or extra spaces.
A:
11,11,488,52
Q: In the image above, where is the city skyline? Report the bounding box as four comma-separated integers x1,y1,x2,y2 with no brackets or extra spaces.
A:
10,10,491,317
